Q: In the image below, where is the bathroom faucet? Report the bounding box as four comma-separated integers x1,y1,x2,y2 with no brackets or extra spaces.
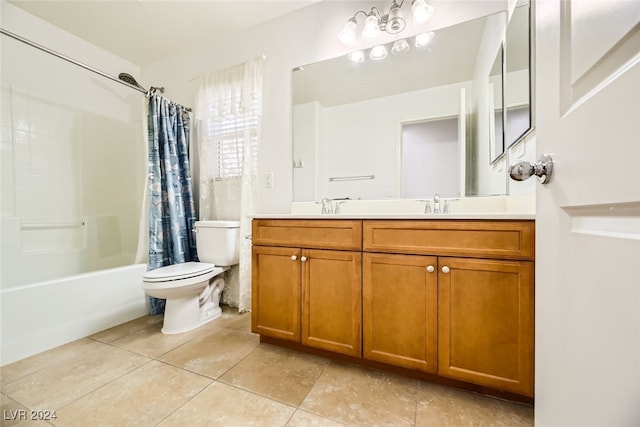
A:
320,198,333,214
433,193,441,214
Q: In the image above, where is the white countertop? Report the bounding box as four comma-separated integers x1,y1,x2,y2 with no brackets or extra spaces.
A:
252,213,535,220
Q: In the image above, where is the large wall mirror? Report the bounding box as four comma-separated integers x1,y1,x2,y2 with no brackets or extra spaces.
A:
292,1,531,202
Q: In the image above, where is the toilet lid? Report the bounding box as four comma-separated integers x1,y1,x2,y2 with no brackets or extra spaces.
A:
143,262,216,282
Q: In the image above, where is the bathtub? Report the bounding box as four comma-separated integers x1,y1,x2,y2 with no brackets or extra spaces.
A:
0,263,148,366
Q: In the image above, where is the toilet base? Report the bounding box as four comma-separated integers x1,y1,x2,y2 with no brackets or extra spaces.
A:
159,276,226,334
161,295,202,334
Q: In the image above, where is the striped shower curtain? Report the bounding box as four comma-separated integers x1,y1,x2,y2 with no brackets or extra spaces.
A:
147,95,198,315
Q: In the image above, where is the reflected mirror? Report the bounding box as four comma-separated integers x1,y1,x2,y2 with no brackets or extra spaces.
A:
292,4,531,202
489,44,505,163
504,2,532,147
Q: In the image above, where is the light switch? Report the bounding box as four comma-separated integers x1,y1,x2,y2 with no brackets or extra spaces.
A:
264,172,273,188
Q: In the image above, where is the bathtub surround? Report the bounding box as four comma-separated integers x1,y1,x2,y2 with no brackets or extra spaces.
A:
0,3,150,365
195,58,264,312
146,94,197,316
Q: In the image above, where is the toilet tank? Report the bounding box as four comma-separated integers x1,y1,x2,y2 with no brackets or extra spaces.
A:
194,220,240,266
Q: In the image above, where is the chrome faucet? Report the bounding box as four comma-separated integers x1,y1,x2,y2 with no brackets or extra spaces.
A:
320,198,333,214
433,193,441,214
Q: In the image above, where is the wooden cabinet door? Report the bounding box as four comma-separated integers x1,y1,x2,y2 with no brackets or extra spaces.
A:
251,245,301,342
301,249,362,357
438,257,534,396
363,253,438,373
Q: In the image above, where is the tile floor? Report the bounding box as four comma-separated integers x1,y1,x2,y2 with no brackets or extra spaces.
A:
1,307,534,426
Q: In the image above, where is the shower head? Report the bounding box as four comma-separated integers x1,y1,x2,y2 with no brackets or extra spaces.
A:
118,72,146,92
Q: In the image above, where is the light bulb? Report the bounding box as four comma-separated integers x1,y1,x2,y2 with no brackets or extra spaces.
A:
411,0,434,24
387,4,406,34
415,31,435,47
339,18,358,45
348,50,365,63
362,14,381,40
369,45,388,60
391,39,410,54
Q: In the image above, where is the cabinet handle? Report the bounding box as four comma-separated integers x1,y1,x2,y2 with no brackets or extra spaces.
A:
301,256,308,262
291,255,297,261
442,266,450,273
426,265,435,273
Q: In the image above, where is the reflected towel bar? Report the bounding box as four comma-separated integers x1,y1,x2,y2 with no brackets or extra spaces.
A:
329,175,375,182
21,222,85,230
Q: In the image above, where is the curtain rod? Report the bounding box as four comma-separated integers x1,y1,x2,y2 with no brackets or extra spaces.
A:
0,27,192,112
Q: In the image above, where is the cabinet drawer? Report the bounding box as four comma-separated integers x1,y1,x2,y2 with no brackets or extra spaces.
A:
363,220,534,260
253,219,362,251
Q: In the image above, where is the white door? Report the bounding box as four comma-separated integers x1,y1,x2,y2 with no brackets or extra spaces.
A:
533,0,640,426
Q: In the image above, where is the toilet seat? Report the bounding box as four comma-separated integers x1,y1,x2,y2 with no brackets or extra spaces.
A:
143,262,218,283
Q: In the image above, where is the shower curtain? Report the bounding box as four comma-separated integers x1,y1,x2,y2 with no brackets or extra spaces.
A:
146,95,198,315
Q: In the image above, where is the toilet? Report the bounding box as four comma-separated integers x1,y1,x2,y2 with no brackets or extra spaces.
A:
142,220,240,334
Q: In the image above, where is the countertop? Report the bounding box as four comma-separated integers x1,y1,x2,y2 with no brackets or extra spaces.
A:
251,213,536,220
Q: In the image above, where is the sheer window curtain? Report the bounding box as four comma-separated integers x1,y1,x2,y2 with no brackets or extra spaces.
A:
195,58,263,312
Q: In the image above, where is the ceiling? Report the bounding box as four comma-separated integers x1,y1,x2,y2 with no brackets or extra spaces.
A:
6,0,322,66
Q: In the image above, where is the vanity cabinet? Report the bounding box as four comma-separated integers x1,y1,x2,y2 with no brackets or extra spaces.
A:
251,220,362,357
362,220,534,397
252,218,535,398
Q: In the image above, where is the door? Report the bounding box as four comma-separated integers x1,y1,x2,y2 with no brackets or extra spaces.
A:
533,1,640,425
301,249,362,357
437,257,534,397
363,253,438,373
251,246,301,342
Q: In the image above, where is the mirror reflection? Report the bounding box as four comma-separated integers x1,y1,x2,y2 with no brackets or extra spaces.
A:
292,3,531,202
489,44,505,163
505,3,531,147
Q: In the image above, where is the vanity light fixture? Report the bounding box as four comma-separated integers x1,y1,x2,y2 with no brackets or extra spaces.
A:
339,0,434,46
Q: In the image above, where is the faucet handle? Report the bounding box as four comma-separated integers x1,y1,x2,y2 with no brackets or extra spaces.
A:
416,199,432,214
334,201,347,214
442,199,459,214
315,199,333,214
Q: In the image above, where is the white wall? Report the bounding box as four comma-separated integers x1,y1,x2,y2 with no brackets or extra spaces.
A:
1,2,145,288
142,0,507,213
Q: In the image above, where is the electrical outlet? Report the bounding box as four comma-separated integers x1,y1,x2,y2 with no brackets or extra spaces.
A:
264,172,274,188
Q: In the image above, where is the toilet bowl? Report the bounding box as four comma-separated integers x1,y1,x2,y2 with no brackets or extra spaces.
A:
142,220,240,334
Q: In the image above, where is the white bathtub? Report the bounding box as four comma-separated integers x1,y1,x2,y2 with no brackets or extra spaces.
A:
0,263,148,366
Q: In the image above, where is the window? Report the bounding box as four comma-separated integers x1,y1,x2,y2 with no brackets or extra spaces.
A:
206,95,259,180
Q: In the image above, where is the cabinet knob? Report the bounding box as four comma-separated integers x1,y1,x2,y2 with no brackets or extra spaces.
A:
301,256,308,262
426,265,435,273
442,266,450,273
291,255,297,261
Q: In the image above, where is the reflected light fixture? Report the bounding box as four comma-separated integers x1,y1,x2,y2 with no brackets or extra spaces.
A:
348,50,366,63
369,45,388,60
391,38,410,54
415,31,435,47
339,0,434,46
